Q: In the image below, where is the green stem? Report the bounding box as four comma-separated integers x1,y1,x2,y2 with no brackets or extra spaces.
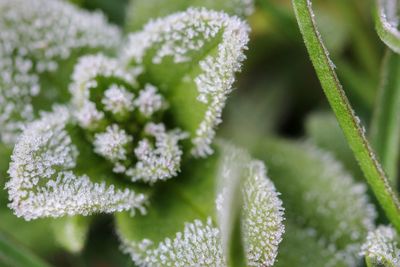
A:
370,50,400,187
0,232,51,267
292,0,400,232
374,0,400,54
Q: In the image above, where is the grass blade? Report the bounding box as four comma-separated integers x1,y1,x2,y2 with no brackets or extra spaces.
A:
0,232,51,267
292,0,400,232
374,0,400,54
370,50,400,186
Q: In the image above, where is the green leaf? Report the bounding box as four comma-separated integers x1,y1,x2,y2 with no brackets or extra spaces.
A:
275,222,348,267
0,0,121,146
52,216,92,253
361,225,400,267
122,8,250,157
370,50,400,186
115,142,284,266
305,112,362,179
292,0,400,233
374,0,400,54
125,0,254,31
252,138,376,265
6,107,147,220
0,231,52,267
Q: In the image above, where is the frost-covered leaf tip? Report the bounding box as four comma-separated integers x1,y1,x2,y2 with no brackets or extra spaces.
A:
6,107,147,220
361,226,400,267
122,8,250,157
0,0,120,145
117,143,284,266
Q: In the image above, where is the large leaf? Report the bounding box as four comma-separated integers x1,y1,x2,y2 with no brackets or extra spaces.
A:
6,107,147,220
125,0,254,31
252,138,376,265
115,142,284,266
374,0,400,54
121,8,250,157
0,0,121,145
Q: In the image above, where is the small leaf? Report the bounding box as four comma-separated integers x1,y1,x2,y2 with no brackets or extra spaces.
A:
374,0,400,54
125,0,254,31
116,142,284,266
361,225,400,267
0,0,121,145
6,107,147,220
121,8,250,157
252,138,376,265
52,216,92,253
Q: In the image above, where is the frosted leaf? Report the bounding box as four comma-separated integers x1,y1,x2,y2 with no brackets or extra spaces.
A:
135,84,167,118
122,8,250,157
254,139,377,266
118,142,284,266
216,142,284,266
361,226,400,266
126,0,255,31
102,85,135,116
94,124,133,162
127,123,188,183
6,107,147,220
120,218,226,267
69,52,188,184
0,0,121,145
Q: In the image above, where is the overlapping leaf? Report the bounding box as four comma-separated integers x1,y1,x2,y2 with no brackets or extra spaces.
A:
116,142,284,267
252,138,377,266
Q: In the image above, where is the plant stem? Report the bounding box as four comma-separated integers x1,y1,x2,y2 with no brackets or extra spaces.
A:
370,50,400,187
292,0,400,232
0,232,52,267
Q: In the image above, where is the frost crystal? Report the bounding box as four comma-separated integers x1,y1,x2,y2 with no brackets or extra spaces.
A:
127,123,188,183
217,143,284,266
102,85,135,115
6,107,146,220
361,226,400,266
94,125,133,162
0,0,121,145
120,218,225,267
122,8,250,157
135,84,166,118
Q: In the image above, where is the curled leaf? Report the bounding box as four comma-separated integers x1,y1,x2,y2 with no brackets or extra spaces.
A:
6,107,147,220
361,226,400,267
125,0,254,31
122,8,250,157
0,0,121,145
375,0,400,53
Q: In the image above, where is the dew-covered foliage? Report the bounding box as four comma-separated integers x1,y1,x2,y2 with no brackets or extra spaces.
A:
1,0,400,266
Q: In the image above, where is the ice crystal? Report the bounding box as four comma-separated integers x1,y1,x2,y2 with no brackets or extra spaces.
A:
135,84,167,118
361,226,400,266
122,8,250,157
0,0,120,145
120,143,284,266
216,143,284,266
94,125,133,162
6,107,146,220
102,85,135,116
120,218,226,267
